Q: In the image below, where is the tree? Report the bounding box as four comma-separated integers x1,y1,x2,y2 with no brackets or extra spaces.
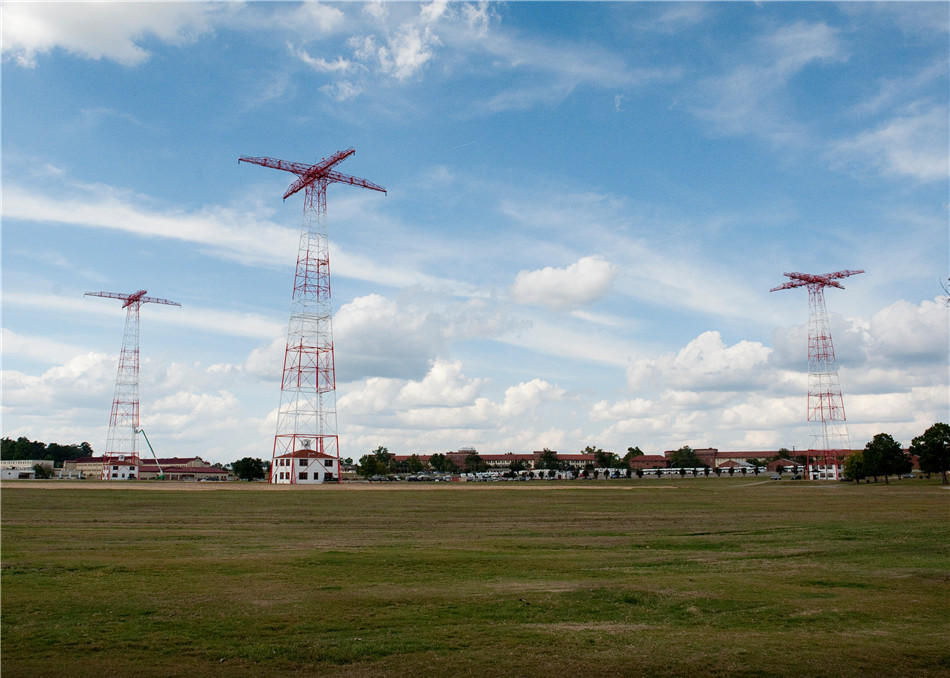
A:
509,458,528,473
429,453,457,473
358,446,394,477
909,422,950,485
669,446,703,469
232,457,265,481
1,437,91,466
537,449,562,471
406,454,425,473
843,451,867,483
463,452,486,474
594,449,620,469
862,433,911,484
623,446,644,463
33,463,53,479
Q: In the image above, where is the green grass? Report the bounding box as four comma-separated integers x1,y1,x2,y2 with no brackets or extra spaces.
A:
2,479,948,677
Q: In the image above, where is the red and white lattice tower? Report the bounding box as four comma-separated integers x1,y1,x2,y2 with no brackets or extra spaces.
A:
85,290,180,480
770,270,863,478
239,149,385,482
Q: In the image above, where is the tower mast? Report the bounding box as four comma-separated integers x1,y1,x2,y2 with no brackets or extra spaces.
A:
85,290,180,480
239,149,385,483
770,269,863,479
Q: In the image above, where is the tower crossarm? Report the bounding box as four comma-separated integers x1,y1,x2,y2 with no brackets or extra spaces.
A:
85,290,181,308
240,148,385,201
769,269,864,293
238,156,314,176
322,170,387,195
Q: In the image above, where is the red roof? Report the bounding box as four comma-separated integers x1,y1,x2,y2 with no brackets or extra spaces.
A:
139,464,227,474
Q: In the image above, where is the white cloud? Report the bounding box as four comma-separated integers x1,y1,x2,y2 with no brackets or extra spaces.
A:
692,21,845,142
2,2,219,67
627,331,773,393
828,104,950,181
333,293,449,380
510,255,617,311
868,298,949,363
4,182,295,268
396,359,485,407
296,49,355,74
344,2,451,82
0,328,87,363
333,293,519,381
320,80,363,101
1,352,115,414
3,292,282,342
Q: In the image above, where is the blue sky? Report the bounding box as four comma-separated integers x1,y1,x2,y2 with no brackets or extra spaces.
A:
3,1,947,465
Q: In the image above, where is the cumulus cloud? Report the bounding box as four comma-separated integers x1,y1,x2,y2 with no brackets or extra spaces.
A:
510,255,618,311
627,331,773,392
337,360,565,454
333,294,449,380
334,293,520,381
2,352,116,413
2,2,219,67
867,297,949,362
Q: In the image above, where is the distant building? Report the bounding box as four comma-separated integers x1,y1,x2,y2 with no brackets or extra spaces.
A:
62,455,226,481
1,459,53,478
627,455,670,470
272,449,338,484
101,455,139,480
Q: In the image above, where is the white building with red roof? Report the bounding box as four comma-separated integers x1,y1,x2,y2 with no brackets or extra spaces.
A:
272,449,339,484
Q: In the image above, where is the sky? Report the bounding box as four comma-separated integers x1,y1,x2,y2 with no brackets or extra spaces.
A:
2,1,948,466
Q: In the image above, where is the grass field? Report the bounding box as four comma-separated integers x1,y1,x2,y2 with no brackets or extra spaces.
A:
2,479,948,677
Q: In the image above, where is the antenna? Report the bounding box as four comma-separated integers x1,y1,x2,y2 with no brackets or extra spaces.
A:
240,149,385,483
85,290,180,480
770,270,864,479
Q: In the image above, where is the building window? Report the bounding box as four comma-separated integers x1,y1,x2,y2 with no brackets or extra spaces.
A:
298,472,308,480
326,460,334,467
299,459,307,466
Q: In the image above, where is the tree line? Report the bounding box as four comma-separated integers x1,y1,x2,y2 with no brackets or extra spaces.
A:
1,437,94,465
844,423,949,485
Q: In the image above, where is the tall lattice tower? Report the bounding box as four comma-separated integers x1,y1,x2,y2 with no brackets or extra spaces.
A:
85,290,180,479
239,149,385,482
770,270,863,478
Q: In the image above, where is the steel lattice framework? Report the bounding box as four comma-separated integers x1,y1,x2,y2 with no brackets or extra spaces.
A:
85,290,180,479
770,270,863,477
239,149,385,482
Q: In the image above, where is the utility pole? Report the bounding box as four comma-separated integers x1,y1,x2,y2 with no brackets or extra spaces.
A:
239,149,385,482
